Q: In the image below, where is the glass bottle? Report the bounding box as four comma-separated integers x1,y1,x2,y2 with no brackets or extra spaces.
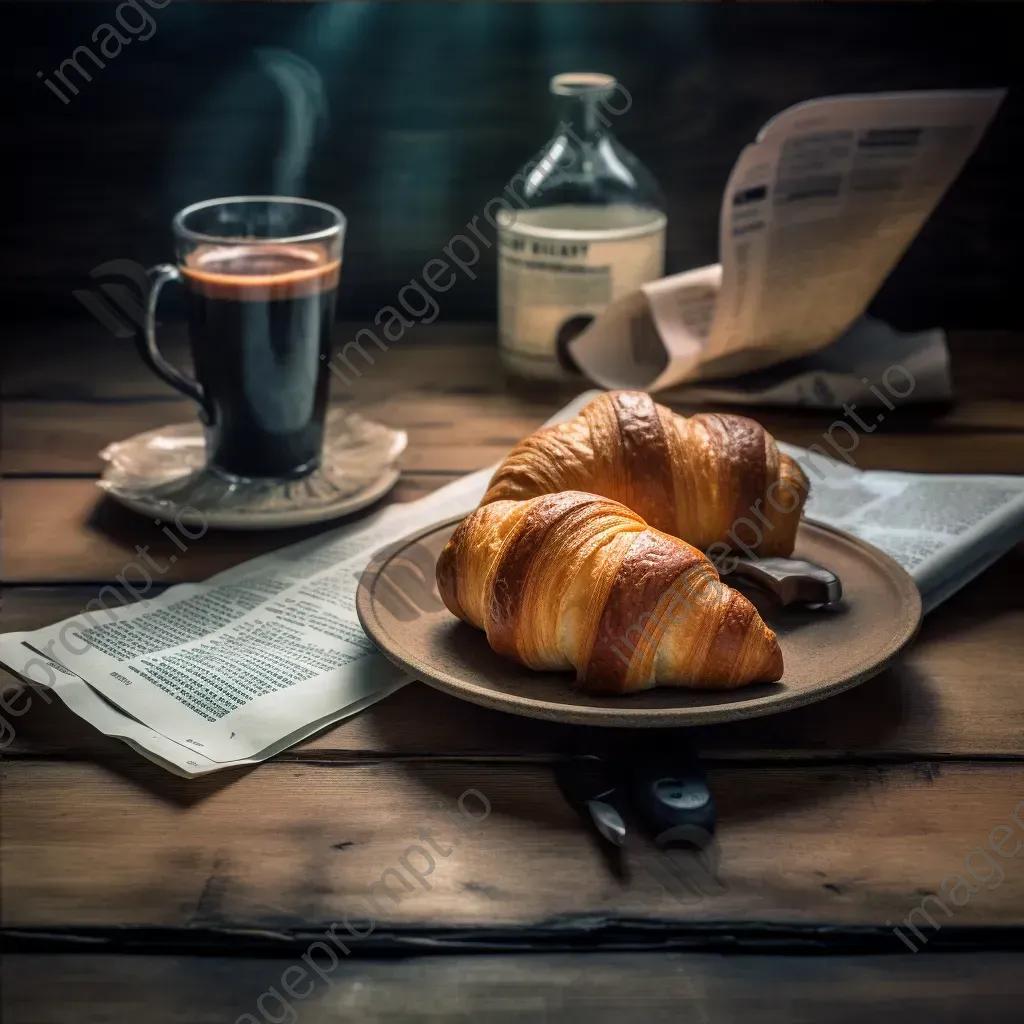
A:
498,72,667,380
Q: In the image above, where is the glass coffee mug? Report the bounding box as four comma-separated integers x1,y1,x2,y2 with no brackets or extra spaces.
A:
140,196,345,481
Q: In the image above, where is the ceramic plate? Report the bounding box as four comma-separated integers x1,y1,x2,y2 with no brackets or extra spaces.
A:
357,516,922,727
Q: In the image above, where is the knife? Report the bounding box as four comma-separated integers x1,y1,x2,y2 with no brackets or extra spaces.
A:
557,742,717,853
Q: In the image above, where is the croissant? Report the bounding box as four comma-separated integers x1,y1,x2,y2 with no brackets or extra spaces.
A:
482,391,809,558
437,491,784,692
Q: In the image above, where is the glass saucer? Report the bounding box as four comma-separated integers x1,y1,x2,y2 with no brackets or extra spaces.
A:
98,409,407,530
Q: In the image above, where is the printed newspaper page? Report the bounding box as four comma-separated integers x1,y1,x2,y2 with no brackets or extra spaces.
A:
7,468,493,765
0,633,399,777
571,89,1005,392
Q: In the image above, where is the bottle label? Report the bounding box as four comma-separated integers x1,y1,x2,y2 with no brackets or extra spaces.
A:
498,207,666,379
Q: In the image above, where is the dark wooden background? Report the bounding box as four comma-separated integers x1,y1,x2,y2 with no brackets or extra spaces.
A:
6,1,1022,335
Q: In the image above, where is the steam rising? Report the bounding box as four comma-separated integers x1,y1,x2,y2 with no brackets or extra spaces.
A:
256,48,328,197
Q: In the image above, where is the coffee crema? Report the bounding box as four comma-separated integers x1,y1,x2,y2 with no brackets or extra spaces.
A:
182,243,341,301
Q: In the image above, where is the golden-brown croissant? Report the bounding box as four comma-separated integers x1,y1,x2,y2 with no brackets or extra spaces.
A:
481,391,809,558
437,491,784,692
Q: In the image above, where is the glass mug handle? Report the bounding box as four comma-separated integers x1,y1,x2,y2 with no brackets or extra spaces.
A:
138,263,213,424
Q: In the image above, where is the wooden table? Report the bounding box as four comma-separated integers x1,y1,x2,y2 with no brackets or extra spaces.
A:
4,324,1024,1021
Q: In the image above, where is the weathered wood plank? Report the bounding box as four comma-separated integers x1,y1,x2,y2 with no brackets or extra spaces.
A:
3,952,1023,1024
4,759,1024,932
0,396,543,477
4,539,1024,762
0,475,458,584
4,324,1023,405
2,324,508,402
5,403,1024,579
7,394,1024,475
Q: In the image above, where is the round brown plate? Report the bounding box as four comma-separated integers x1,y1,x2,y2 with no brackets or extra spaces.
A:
357,516,922,727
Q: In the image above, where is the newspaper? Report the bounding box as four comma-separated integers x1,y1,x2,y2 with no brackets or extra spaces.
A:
0,394,596,777
3,391,1022,776
779,444,1024,614
659,315,952,409
570,90,1005,396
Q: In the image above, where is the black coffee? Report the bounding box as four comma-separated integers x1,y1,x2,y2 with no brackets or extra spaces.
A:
182,244,339,479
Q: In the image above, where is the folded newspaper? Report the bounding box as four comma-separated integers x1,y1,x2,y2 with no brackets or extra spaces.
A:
3,392,1023,776
571,89,1005,403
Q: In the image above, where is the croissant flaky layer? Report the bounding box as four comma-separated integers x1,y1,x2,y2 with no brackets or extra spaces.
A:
481,391,810,558
437,492,784,693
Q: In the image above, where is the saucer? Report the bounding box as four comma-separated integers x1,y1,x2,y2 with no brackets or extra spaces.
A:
98,409,407,530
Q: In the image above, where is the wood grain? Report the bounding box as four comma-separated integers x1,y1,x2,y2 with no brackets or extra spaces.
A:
7,392,1024,476
1,395,545,477
4,953,1023,1024
5,323,1024,406
5,759,1024,931
0,475,458,584
2,324,507,402
5,440,1024,581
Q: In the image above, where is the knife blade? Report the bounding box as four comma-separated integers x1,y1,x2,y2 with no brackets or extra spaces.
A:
555,755,629,856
